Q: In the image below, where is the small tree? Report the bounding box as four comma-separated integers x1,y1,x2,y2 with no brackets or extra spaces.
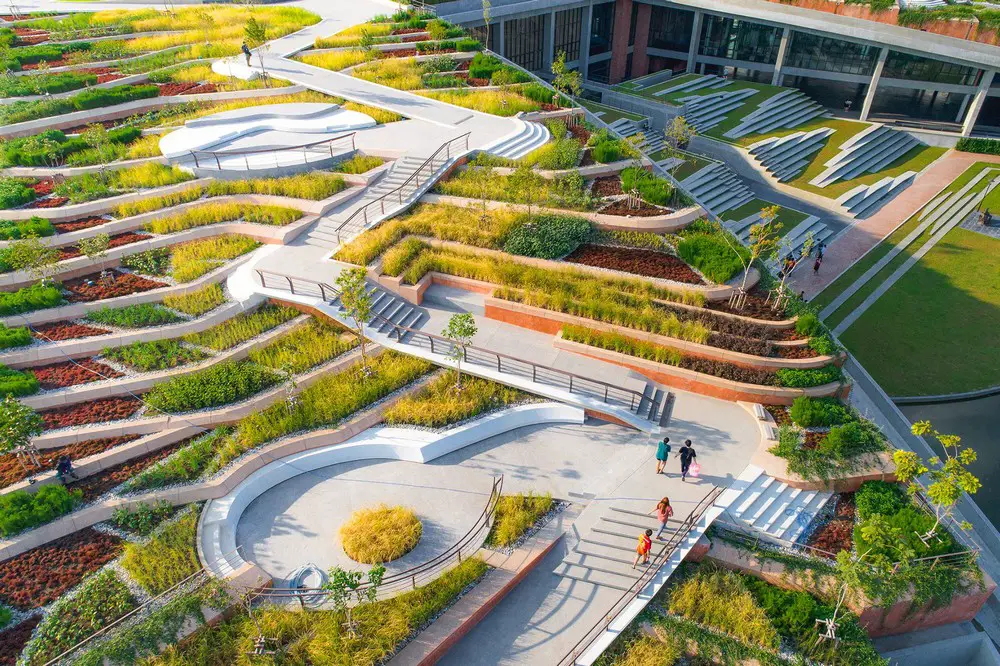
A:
6,235,60,284
664,115,696,152
770,231,814,310
468,159,495,221
551,50,581,104
510,164,541,217
482,0,492,51
335,267,373,374
196,8,216,46
244,17,270,84
78,233,111,278
323,563,386,637
358,28,375,53
717,206,782,310
0,395,44,473
894,420,981,541
442,313,477,390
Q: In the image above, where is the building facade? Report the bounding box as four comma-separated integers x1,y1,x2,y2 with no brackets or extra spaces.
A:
442,0,1000,136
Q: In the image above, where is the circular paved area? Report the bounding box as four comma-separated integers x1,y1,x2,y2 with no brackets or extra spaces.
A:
235,457,494,586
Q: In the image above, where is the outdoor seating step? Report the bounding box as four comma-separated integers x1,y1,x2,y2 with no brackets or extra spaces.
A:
552,570,631,592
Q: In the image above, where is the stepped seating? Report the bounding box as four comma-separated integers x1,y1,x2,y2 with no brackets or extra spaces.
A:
726,213,831,270
607,117,666,153
836,171,916,218
920,167,1000,233
653,75,730,97
747,127,835,182
724,90,826,140
722,466,831,543
810,126,921,188
680,162,755,213
488,119,551,160
680,89,758,132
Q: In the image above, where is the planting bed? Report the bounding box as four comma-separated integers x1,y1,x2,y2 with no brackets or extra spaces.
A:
0,435,141,489
597,199,670,217
564,244,704,284
0,616,41,666
776,345,818,359
0,529,123,611
706,287,788,321
68,441,183,502
30,357,123,390
30,320,110,342
654,301,797,341
81,67,125,84
56,232,151,262
805,492,855,558
765,404,791,426
52,217,111,234
40,396,143,431
63,270,167,302
590,175,623,197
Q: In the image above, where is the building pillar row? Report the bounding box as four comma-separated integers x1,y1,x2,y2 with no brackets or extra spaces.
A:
962,69,995,137
497,18,505,58
579,3,593,77
631,2,652,80
608,0,633,84
543,10,556,71
686,10,702,74
860,47,888,121
771,27,791,87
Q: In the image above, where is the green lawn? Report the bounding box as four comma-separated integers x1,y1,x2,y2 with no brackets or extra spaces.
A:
841,227,1000,396
616,72,701,98
720,198,810,238
576,98,645,124
649,149,712,181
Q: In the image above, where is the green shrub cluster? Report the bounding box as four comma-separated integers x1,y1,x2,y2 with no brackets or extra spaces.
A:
855,480,906,520
955,137,1000,156
0,84,159,126
502,213,593,259
121,507,201,595
86,302,183,328
775,364,843,388
795,312,822,336
384,371,529,429
0,606,10,631
0,484,81,537
788,396,852,427
587,128,633,164
0,282,63,316
0,127,142,168
143,360,278,413
0,41,89,71
522,126,581,170
0,323,32,350
854,480,960,562
676,226,747,284
123,427,232,492
0,364,39,397
668,566,779,649
467,52,528,82
770,417,887,480
103,339,207,372
0,216,55,240
111,500,174,536
620,166,674,206
0,178,37,209
0,70,98,98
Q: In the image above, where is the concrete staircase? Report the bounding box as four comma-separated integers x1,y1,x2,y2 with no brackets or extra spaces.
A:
607,117,666,153
836,171,916,218
723,89,826,140
680,162,755,214
654,74,731,97
486,118,551,160
329,279,426,340
747,127,835,182
680,88,758,133
920,167,1000,235
810,125,921,189
720,465,832,544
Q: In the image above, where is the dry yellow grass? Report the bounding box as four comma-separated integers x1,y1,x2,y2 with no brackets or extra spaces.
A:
340,504,422,564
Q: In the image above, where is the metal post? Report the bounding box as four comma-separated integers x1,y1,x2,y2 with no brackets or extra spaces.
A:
430,337,434,353
285,276,294,294
319,284,326,301
244,154,250,171
214,154,221,170
569,376,574,393
192,152,200,168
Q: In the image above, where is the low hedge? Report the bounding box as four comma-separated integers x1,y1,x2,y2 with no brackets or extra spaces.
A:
143,360,279,413
676,228,747,284
0,217,55,240
0,364,40,397
0,484,81,537
955,137,1000,156
855,480,906,520
502,213,592,259
0,283,63,316
0,84,160,126
0,323,32,350
788,396,852,427
103,339,207,372
0,178,37,209
621,167,675,207
86,302,183,328
775,364,843,388
0,127,142,168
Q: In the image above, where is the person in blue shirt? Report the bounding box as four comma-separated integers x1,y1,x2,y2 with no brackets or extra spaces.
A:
654,437,671,475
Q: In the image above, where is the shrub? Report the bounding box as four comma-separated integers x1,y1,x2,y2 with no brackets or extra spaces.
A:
124,427,232,492
0,364,39,397
486,493,553,547
111,500,174,536
502,213,592,259
821,419,883,457
248,318,356,374
385,371,528,428
809,333,838,356
340,504,422,563
522,138,581,170
456,38,482,51
0,283,63,316
0,217,54,240
676,231,746,283
788,396,852,427
163,283,225,317
620,167,674,206
121,508,201,595
0,324,32,350
468,52,503,79
795,312,821,336
423,73,464,89
169,235,260,282
855,480,907,520
0,484,81,537
86,302,182,328
422,55,457,73
956,137,1000,156
0,178,36,209
183,303,299,350
122,248,171,276
855,505,957,560
668,566,779,649
775,364,843,388
104,339,207,372
143,360,278,413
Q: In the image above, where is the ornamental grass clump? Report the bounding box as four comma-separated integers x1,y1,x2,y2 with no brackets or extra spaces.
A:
205,172,346,200
0,323,32,350
162,282,225,317
300,48,373,71
121,507,201,595
0,364,40,397
340,504,422,563
124,427,233,492
333,154,384,174
0,283,63,316
103,339,207,372
86,302,182,328
144,202,301,234
419,89,541,116
169,235,261,282
486,493,553,547
248,318,357,374
384,371,528,428
143,360,278,413
353,58,423,90
183,303,299,350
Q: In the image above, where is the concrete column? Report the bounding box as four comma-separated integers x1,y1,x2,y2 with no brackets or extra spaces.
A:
580,4,593,78
609,0,633,84
497,19,505,57
955,93,971,124
770,27,791,87
543,11,556,71
962,69,995,137
860,47,888,121
631,2,652,79
686,10,702,74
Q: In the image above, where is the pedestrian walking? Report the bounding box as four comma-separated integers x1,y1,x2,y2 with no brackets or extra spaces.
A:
633,528,653,568
677,440,697,481
816,242,825,260
649,497,674,540
813,256,822,273
242,41,252,67
655,437,671,474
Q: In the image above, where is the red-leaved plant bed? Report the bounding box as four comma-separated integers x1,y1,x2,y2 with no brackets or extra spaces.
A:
765,404,791,426
57,232,151,261
803,431,827,450
40,396,143,431
567,123,591,144
455,60,470,71
401,34,425,43
184,83,217,95
63,270,167,303
30,357,123,390
63,119,120,134
0,529,123,610
68,442,183,502
775,345,819,359
392,27,424,35
26,196,69,209
591,175,622,197
155,82,199,96
28,180,53,197
806,492,855,558
564,244,705,284
0,435,140,489
0,616,42,666
468,77,489,87
53,216,110,234
31,320,110,342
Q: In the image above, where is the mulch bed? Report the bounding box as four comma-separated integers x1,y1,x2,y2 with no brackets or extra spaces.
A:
579,149,595,167
0,435,140,489
765,405,791,426
771,327,803,341
22,57,69,69
0,616,42,666
53,216,111,234
774,345,818,359
57,231,151,261
803,431,827,450
30,320,110,342
598,199,670,218
40,396,143,431
26,196,69,209
567,123,591,143
29,357,124,390
392,27,424,35
27,180,52,197
80,67,124,83
706,288,789,321
0,529,123,610
383,48,419,58
401,34,425,43
468,77,489,87
14,30,49,46
806,492,855,558
590,175,623,197
455,60,470,71
68,442,183,502
183,83,217,95
156,82,198,96
63,270,167,303
565,244,704,284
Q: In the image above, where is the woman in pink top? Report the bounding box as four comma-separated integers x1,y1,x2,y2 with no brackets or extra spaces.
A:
650,497,673,540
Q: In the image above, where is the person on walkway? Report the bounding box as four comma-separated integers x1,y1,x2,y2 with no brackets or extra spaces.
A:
813,256,822,273
816,242,825,260
242,41,252,67
655,437,671,474
677,440,696,481
650,497,674,540
56,456,78,485
633,529,653,568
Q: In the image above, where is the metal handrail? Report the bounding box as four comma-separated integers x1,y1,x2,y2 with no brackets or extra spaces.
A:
557,485,726,666
332,132,471,243
253,268,649,412
186,132,357,171
251,476,503,603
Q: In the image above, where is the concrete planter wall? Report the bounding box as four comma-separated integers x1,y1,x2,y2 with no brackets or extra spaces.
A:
553,331,848,405
1,156,168,179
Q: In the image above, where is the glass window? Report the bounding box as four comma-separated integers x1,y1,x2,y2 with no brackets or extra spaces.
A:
505,15,545,72
785,32,880,76
590,2,615,56
588,58,611,83
698,15,781,65
554,8,582,63
884,51,979,86
649,6,694,53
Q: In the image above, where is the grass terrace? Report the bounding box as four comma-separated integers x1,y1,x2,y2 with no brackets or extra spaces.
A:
486,492,554,548
0,127,160,168
384,370,531,428
0,163,195,210
576,98,645,125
